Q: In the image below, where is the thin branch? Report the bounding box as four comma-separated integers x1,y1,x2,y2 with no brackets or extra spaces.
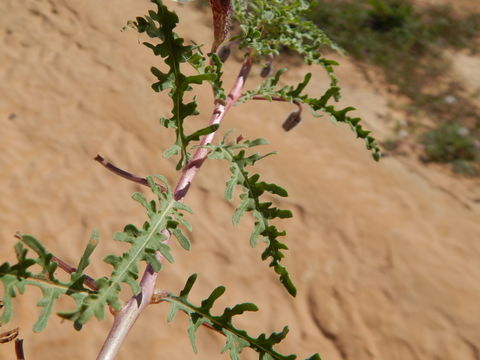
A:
250,95,303,130
15,339,25,360
0,327,19,344
51,255,99,291
96,55,253,360
250,95,303,114
94,155,166,192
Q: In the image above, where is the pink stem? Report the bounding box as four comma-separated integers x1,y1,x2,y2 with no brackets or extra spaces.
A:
96,56,252,360
96,230,170,360
173,57,252,201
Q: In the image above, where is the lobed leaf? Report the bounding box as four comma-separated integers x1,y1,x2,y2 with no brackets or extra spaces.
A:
164,274,321,360
0,174,193,331
0,236,94,332
232,0,341,86
59,176,193,328
204,136,297,296
232,0,381,161
134,0,226,169
240,68,381,161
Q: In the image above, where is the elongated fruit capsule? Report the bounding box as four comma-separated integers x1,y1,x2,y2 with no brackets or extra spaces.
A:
260,63,274,78
218,44,231,62
282,110,302,131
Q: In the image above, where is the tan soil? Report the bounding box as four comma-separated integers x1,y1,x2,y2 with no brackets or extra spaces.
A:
1,1,479,359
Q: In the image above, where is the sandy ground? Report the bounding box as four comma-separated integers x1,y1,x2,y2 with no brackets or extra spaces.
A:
1,1,479,359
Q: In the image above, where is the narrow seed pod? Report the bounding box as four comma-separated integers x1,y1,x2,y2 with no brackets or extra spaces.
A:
218,44,231,62
282,110,302,131
260,63,273,78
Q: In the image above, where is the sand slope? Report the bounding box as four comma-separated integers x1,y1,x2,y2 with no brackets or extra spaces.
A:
1,1,479,359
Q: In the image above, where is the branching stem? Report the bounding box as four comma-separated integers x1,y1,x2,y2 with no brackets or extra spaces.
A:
94,155,166,192
96,55,252,360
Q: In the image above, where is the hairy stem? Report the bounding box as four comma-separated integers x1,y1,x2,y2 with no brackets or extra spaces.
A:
96,55,252,360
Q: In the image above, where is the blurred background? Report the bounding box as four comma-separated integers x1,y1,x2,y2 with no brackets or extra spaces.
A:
1,0,479,359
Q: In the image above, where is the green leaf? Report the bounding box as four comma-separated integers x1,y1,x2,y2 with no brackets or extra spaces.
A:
163,144,181,159
204,134,297,296
167,302,180,322
57,176,192,328
250,214,265,247
34,287,62,332
232,195,253,225
201,286,226,312
232,0,381,160
174,213,193,232
185,124,220,143
158,243,175,264
73,230,99,280
179,273,197,298
164,274,305,360
0,236,92,332
188,314,208,353
305,355,322,360
134,0,226,169
187,73,217,84
225,172,237,201
171,228,191,250
222,331,250,360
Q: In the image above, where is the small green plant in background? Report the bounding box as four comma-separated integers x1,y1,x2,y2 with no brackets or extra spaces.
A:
308,0,480,175
0,0,380,359
421,123,479,176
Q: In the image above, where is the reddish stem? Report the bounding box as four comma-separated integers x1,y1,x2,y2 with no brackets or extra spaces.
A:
52,255,99,291
15,339,26,360
94,155,166,192
250,95,303,114
96,56,252,360
0,327,19,344
13,233,98,292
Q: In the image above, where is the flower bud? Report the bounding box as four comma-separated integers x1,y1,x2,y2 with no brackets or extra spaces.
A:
218,44,231,62
209,0,233,53
282,110,302,131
